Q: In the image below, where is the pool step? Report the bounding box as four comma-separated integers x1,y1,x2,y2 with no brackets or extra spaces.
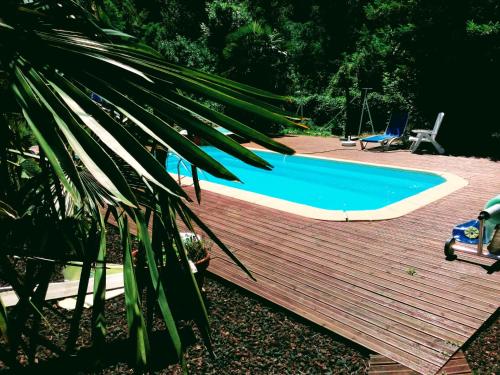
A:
368,350,472,375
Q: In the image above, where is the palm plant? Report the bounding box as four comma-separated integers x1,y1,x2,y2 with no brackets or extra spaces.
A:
0,0,300,371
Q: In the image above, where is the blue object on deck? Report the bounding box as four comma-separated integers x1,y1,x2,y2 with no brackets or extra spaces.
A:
452,219,482,244
166,146,445,211
449,196,500,246
361,112,409,150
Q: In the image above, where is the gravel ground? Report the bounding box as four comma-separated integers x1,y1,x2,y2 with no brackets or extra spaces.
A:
175,276,370,374
0,225,498,374
463,310,499,374
0,276,369,374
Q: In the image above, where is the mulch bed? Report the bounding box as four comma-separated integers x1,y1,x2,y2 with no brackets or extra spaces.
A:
0,277,369,374
176,276,370,374
462,309,499,374
0,225,498,374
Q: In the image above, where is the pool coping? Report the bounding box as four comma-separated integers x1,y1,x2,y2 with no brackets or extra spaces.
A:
175,150,469,221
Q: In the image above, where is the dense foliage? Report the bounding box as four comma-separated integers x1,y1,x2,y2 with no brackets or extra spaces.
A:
84,0,500,157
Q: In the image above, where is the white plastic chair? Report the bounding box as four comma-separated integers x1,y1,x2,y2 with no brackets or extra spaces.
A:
409,112,445,154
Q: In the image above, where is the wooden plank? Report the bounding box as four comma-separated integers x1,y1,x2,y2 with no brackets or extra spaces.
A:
201,210,498,310
202,212,496,303
368,350,471,375
211,240,475,339
203,224,488,329
201,198,500,285
370,356,399,365
230,248,469,344
198,198,500,290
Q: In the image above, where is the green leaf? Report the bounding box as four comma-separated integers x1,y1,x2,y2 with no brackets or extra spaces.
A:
49,45,153,85
11,76,82,202
163,200,212,354
103,55,298,127
156,72,298,128
92,213,107,346
77,72,240,181
0,297,8,341
42,36,287,110
131,208,183,362
191,165,202,204
176,74,292,116
122,81,273,170
102,29,163,58
0,201,18,219
0,21,14,31
173,65,291,102
148,88,295,155
98,42,291,103
12,84,80,201
48,73,188,199
47,38,296,124
118,210,150,368
19,65,138,207
65,259,92,353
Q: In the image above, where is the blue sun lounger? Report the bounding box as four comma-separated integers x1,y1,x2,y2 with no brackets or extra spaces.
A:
360,112,409,150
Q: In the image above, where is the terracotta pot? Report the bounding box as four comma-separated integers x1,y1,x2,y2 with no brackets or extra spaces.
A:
193,253,210,290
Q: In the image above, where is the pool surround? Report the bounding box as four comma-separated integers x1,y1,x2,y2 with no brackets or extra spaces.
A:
175,150,468,221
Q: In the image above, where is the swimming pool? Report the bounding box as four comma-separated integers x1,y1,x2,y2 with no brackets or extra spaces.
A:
167,146,467,221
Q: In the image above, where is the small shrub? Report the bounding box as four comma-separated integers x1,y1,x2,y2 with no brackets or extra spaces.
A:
184,237,212,263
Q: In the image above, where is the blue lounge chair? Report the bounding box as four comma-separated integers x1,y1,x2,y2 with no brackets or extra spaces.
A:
360,112,409,150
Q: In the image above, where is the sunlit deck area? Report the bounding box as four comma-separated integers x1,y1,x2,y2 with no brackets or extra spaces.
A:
190,136,500,374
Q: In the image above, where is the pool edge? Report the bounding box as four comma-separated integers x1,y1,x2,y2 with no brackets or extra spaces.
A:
177,166,468,222
345,171,468,221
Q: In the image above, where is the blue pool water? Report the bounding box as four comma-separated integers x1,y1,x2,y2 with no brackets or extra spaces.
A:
166,147,445,211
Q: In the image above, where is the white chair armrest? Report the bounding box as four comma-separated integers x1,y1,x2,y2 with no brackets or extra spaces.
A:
411,129,432,134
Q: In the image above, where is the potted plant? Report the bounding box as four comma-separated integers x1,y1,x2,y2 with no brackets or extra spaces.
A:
181,233,212,290
131,233,211,323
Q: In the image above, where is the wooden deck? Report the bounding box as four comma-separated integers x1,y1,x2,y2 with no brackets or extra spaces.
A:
368,350,472,375
186,136,500,374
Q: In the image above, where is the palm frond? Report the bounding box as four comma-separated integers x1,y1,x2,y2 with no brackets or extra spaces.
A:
0,0,300,370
